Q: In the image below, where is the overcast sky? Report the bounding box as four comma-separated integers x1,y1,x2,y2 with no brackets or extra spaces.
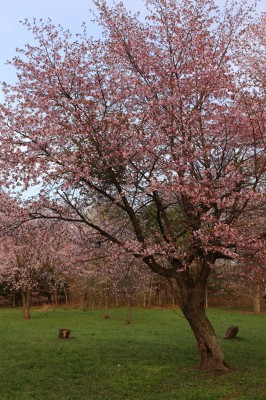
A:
0,0,265,99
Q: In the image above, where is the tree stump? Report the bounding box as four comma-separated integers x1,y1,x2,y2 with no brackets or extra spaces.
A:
58,329,71,339
223,326,239,339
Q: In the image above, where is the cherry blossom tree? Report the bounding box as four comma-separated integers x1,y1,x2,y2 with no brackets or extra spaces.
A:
218,259,266,313
0,214,73,318
216,203,266,313
0,0,265,370
70,224,154,321
96,253,154,323
0,221,47,319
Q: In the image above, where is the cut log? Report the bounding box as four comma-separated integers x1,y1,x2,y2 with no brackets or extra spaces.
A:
223,326,239,339
58,328,71,339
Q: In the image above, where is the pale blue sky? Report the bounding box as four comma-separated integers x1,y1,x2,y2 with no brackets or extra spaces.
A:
0,0,265,98
0,0,145,96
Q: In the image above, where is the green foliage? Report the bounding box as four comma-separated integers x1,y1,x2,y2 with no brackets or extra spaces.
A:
0,307,265,399
140,202,189,244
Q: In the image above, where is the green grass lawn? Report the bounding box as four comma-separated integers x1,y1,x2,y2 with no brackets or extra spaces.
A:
0,307,265,400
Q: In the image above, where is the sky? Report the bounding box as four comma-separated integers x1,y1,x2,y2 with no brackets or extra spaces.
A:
0,0,146,90
0,0,265,99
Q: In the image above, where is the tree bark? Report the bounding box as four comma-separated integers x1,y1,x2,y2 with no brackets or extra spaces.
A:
104,292,109,319
205,289,208,309
253,285,261,314
51,288,58,307
174,259,229,372
83,288,89,310
63,287,69,307
148,284,153,308
127,298,131,324
22,291,31,320
12,293,16,308
143,292,147,308
146,254,230,372
115,291,119,307
157,287,162,307
183,305,229,371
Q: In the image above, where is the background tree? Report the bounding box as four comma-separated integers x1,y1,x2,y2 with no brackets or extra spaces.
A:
0,217,73,318
0,0,265,370
71,223,155,321
216,203,266,314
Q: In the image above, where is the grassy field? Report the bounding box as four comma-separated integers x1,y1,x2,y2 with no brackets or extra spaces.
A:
0,307,265,400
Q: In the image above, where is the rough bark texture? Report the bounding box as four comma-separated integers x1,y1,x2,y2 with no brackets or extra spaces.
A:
184,308,229,371
174,260,229,372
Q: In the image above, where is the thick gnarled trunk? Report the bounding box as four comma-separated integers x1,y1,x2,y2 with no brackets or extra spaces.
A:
174,260,229,372
183,307,229,371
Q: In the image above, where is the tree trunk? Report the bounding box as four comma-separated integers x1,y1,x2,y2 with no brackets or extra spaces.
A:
64,287,69,307
174,260,229,372
51,288,58,307
127,298,131,324
83,288,89,311
184,307,229,371
157,288,162,307
148,284,153,308
22,291,31,320
12,293,16,308
205,289,208,309
104,286,109,319
115,291,119,307
172,295,176,307
143,293,147,308
253,286,261,314
146,256,229,372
